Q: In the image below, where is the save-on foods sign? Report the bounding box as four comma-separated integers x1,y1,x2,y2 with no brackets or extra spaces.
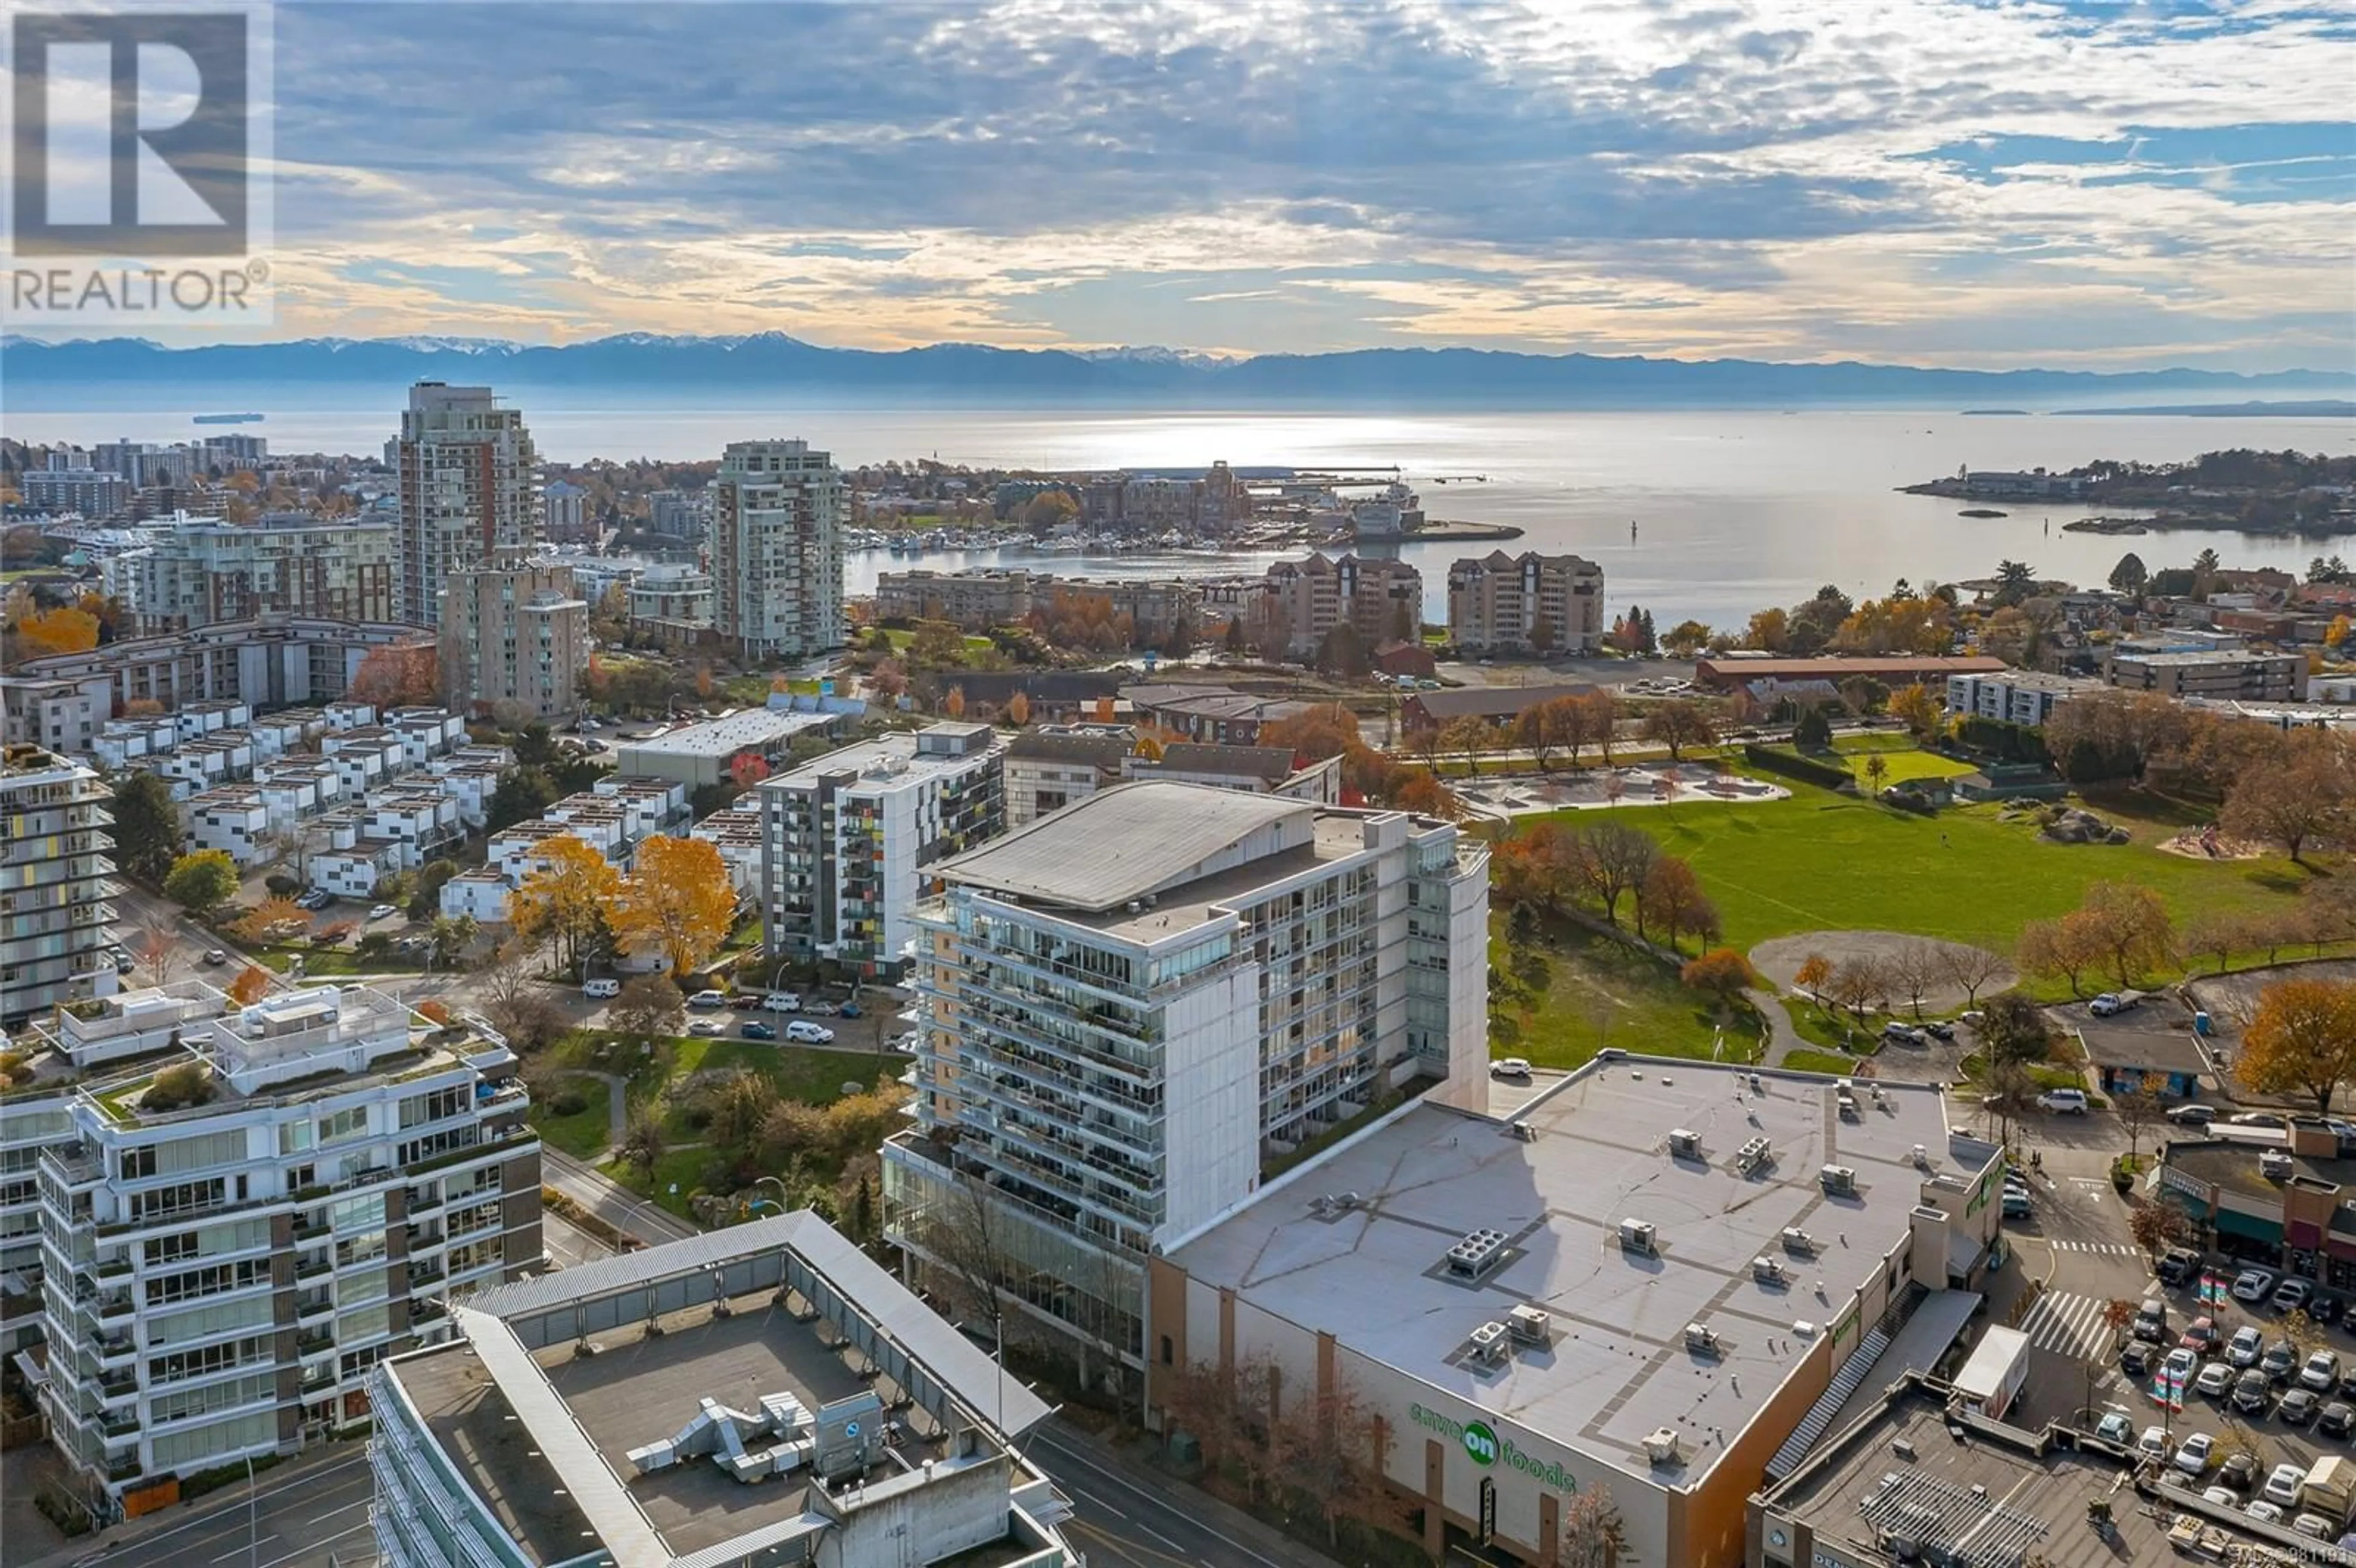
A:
1409,1404,1579,1491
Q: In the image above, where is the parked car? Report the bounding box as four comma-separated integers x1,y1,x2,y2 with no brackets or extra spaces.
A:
2295,1514,2336,1541
2265,1462,2309,1507
2167,1104,2218,1127
297,890,334,910
2121,1341,2155,1377
2282,1388,2322,1426
202,948,228,966
2311,1293,2346,1326
2218,1451,2259,1493
368,904,399,921
838,1002,862,1018
2246,1501,2285,1524
2138,1427,2169,1461
1881,1021,1925,1045
2263,1341,2300,1383
2301,1349,2341,1391
2195,1361,2235,1398
2180,1317,2222,1354
784,1021,836,1044
2001,1191,2033,1220
2202,1486,2240,1507
2231,1112,2289,1129
764,993,803,1013
2275,1278,2315,1315
2173,1433,2215,1475
582,978,621,1000
739,1021,776,1040
2158,1247,2204,1286
687,1018,723,1036
2227,1326,2265,1368
2095,1411,2135,1445
2090,993,2130,1017
1490,1058,1533,1079
804,1001,840,1017
2233,1370,2274,1415
2233,1268,2279,1304
2133,1297,2169,1342
2322,1402,2356,1439
2038,1088,2090,1115
112,950,134,974
1923,1020,1957,1041
688,989,729,1009
2164,1348,2201,1387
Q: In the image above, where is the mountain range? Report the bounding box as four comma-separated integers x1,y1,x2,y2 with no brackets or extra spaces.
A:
6,332,2352,410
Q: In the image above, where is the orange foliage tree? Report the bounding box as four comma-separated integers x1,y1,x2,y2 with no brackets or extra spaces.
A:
15,605,101,656
1681,947,1761,1003
347,642,440,708
613,836,737,980
227,965,272,1005
509,836,623,975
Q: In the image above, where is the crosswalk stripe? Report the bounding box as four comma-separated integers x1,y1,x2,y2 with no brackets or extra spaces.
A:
2045,1240,2140,1256
2020,1291,2115,1358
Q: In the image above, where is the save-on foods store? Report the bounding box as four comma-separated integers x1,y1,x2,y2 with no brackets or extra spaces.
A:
2158,1128,2356,1289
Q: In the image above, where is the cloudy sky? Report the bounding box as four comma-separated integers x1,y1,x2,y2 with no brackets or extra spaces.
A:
153,1,2356,367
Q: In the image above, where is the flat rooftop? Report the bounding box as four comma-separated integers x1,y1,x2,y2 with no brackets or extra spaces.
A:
939,780,1311,913
1765,1380,2317,1568
2168,1137,2356,1201
1166,1056,1986,1491
618,708,833,759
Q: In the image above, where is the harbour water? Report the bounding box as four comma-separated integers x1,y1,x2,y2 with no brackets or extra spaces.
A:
7,403,2349,630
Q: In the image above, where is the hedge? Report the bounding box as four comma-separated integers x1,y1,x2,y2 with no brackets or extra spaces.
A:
1742,744,1854,791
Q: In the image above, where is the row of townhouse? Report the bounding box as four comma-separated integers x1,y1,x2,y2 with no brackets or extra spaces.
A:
439,777,691,926
161,711,476,872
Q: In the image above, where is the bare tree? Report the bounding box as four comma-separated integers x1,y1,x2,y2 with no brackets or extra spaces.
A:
1267,1375,1399,1550
1827,955,1884,1022
1984,1059,2036,1150
1935,942,2009,1009
1557,1485,1630,1568
479,939,569,1052
134,918,179,987
617,1105,665,1180
1574,822,1657,926
1887,941,1939,1020
2112,1083,2163,1166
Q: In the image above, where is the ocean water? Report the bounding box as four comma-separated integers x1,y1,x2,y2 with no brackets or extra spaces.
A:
8,402,2350,629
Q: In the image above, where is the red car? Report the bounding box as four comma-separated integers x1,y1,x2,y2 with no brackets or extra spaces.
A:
2180,1316,2222,1355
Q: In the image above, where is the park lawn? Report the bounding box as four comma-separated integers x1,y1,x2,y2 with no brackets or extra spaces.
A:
1784,1049,1861,1075
599,1147,712,1218
1857,751,1977,786
1566,778,2308,952
1491,913,1761,1070
528,1074,614,1159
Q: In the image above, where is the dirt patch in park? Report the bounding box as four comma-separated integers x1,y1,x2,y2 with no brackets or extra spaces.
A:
2158,826,2266,862
1750,931,2016,1012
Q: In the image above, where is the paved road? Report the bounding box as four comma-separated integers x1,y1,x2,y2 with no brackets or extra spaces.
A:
541,1146,697,1244
1028,1421,1340,1568
59,1450,377,1568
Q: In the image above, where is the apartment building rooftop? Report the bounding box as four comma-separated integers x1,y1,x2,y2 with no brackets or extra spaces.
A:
620,707,834,761
937,780,1306,912
761,724,999,790
1165,1056,1991,1491
382,1212,1059,1568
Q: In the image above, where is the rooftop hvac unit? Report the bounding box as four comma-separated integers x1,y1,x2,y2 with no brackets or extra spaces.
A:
2262,1151,2294,1179
1507,1305,1552,1345
1782,1228,1817,1255
1618,1218,1658,1256
1736,1136,1771,1174
1821,1164,1858,1196
1667,1128,1701,1159
1684,1323,1720,1355
1911,1143,1929,1168
1508,1120,1536,1143
1752,1256,1786,1285
1836,1091,1858,1119
1466,1321,1511,1364
1640,1428,1681,1466
1445,1228,1511,1280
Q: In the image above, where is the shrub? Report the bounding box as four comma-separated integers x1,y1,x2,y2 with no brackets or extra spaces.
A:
417,999,452,1026
141,1062,214,1113
547,1083,588,1117
1742,744,1852,791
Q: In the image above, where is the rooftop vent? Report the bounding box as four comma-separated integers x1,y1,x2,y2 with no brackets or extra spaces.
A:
1618,1218,1658,1256
1641,1428,1682,1466
1911,1143,1928,1169
1507,1120,1536,1143
1507,1305,1552,1345
1782,1227,1817,1256
1752,1256,1787,1285
1668,1128,1701,1159
2261,1151,2295,1180
1836,1090,1859,1119
1737,1136,1772,1175
1445,1228,1511,1280
1684,1323,1721,1356
1821,1164,1858,1196
1466,1321,1511,1365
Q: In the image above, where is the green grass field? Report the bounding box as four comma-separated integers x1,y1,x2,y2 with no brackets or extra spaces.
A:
1490,914,1765,1070
529,1074,614,1159
1555,768,2308,951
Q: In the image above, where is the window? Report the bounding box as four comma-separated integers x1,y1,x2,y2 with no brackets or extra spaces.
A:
1159,1334,1174,1366
118,1148,159,1182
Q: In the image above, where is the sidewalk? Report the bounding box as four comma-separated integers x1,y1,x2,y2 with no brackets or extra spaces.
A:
7,1442,367,1568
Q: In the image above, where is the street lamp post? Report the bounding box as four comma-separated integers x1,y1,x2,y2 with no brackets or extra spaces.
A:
244,1451,258,1568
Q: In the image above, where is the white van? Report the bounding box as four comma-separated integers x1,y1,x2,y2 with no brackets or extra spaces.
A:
2038,1088,2090,1115
582,978,621,1000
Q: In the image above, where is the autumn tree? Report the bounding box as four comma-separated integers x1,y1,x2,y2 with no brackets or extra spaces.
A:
163,849,239,915
2238,976,2356,1115
1638,699,1715,761
618,1106,666,1180
1827,954,1888,1020
1387,767,1462,821
1638,855,1717,950
1557,1483,1630,1568
131,919,180,986
1577,822,1657,925
1578,690,1622,766
1887,682,1943,740
1885,939,1940,1018
2220,732,2355,865
614,836,736,980
1794,952,1833,1010
2130,1200,2192,1259
2016,915,2098,997
1682,947,1760,1005
2113,1083,2163,1163
226,964,271,1005
1863,753,1890,794
610,973,685,1040
509,835,623,977
1437,715,1496,777
13,605,101,656
1005,690,1031,726
348,642,440,708
1934,942,2011,1009
2074,881,2176,990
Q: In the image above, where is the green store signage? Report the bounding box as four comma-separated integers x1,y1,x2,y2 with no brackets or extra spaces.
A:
1409,1404,1579,1491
